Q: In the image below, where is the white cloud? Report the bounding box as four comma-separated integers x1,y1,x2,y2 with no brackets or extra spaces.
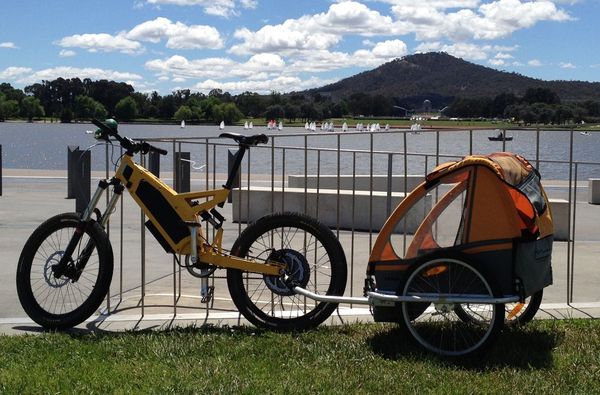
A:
194,75,338,94
145,53,286,80
416,42,486,60
229,1,406,56
56,33,143,54
377,0,481,9
145,0,256,17
528,59,543,66
14,67,143,84
0,66,32,79
126,17,223,49
59,49,76,57
559,62,576,69
392,0,572,41
0,42,17,49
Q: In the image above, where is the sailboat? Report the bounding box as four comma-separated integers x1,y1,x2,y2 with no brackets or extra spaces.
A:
219,121,225,130
244,121,249,130
342,122,348,132
278,121,283,131
305,122,309,130
180,120,185,128
249,121,253,129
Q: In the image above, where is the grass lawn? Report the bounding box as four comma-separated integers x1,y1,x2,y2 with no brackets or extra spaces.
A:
1,319,599,394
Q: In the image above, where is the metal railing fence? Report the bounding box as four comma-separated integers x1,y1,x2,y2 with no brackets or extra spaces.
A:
94,128,600,320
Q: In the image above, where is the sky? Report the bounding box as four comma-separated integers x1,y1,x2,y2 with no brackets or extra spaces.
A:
1,0,599,95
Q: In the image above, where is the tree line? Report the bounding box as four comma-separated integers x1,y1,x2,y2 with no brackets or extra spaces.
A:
2,78,600,125
445,87,600,125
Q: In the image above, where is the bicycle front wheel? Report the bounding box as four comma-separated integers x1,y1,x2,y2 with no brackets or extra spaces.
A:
227,213,347,330
16,213,114,329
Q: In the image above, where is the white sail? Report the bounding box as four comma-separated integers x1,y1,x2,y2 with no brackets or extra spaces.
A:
219,121,225,130
244,121,249,130
249,121,253,129
305,122,309,130
180,120,185,128
342,122,348,132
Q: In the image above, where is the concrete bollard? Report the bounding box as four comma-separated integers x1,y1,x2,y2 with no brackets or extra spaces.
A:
67,145,79,199
588,178,600,204
148,150,160,177
227,149,241,202
174,152,190,193
73,150,91,214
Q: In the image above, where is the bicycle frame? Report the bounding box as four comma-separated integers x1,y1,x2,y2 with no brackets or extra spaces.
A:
80,149,283,277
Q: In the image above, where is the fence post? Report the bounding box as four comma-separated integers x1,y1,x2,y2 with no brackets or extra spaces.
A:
175,152,190,192
227,149,241,202
148,150,160,177
67,145,79,198
74,149,91,214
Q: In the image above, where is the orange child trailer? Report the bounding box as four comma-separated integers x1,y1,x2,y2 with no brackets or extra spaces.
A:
365,152,554,355
297,152,554,357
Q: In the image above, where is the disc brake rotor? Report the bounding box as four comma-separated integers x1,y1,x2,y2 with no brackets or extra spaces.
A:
264,249,310,296
44,251,70,288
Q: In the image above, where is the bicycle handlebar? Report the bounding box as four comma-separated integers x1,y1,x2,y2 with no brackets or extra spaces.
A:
91,118,168,156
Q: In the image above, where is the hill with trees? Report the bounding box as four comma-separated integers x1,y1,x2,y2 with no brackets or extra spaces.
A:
311,52,600,104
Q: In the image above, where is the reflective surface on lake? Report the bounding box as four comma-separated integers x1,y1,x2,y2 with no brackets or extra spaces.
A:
1,122,599,180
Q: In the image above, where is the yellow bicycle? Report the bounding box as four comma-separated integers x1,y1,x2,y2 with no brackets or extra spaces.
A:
16,119,347,330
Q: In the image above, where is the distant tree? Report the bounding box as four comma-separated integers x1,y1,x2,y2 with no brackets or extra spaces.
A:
284,104,300,122
201,96,222,121
0,93,19,120
158,94,177,119
264,104,284,121
20,96,45,121
174,105,193,121
114,96,138,121
221,102,244,124
235,91,264,118
491,93,518,118
523,87,560,105
60,107,74,123
73,95,107,120
0,83,25,103
300,103,318,121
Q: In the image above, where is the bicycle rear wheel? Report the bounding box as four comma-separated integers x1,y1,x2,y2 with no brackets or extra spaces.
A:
16,213,113,329
227,212,347,330
401,254,504,357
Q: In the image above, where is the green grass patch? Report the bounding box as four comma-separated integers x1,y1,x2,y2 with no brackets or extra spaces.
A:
1,320,599,393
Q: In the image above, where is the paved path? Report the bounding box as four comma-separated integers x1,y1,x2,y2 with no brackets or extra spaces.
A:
1,173,599,334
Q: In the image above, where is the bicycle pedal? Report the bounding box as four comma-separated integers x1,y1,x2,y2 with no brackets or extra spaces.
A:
201,285,215,303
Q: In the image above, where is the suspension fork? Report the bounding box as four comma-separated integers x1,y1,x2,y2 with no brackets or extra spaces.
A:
52,178,123,280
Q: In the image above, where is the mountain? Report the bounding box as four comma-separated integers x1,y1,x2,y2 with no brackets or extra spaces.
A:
311,52,600,103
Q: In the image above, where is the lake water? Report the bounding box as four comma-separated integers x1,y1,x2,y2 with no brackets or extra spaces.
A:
1,122,599,180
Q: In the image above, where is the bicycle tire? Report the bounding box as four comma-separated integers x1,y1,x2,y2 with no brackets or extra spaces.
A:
16,213,114,329
227,212,347,330
401,253,504,357
455,288,543,326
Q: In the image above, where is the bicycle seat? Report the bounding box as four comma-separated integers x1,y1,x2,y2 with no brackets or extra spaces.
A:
219,132,269,147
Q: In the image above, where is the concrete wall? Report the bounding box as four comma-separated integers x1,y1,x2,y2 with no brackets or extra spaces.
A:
232,186,431,233
288,174,424,193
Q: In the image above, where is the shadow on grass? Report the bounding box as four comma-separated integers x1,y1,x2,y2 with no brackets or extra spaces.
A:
12,322,268,340
367,324,563,370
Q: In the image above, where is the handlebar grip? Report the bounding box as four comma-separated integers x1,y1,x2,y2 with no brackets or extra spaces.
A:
257,134,269,145
151,146,168,155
